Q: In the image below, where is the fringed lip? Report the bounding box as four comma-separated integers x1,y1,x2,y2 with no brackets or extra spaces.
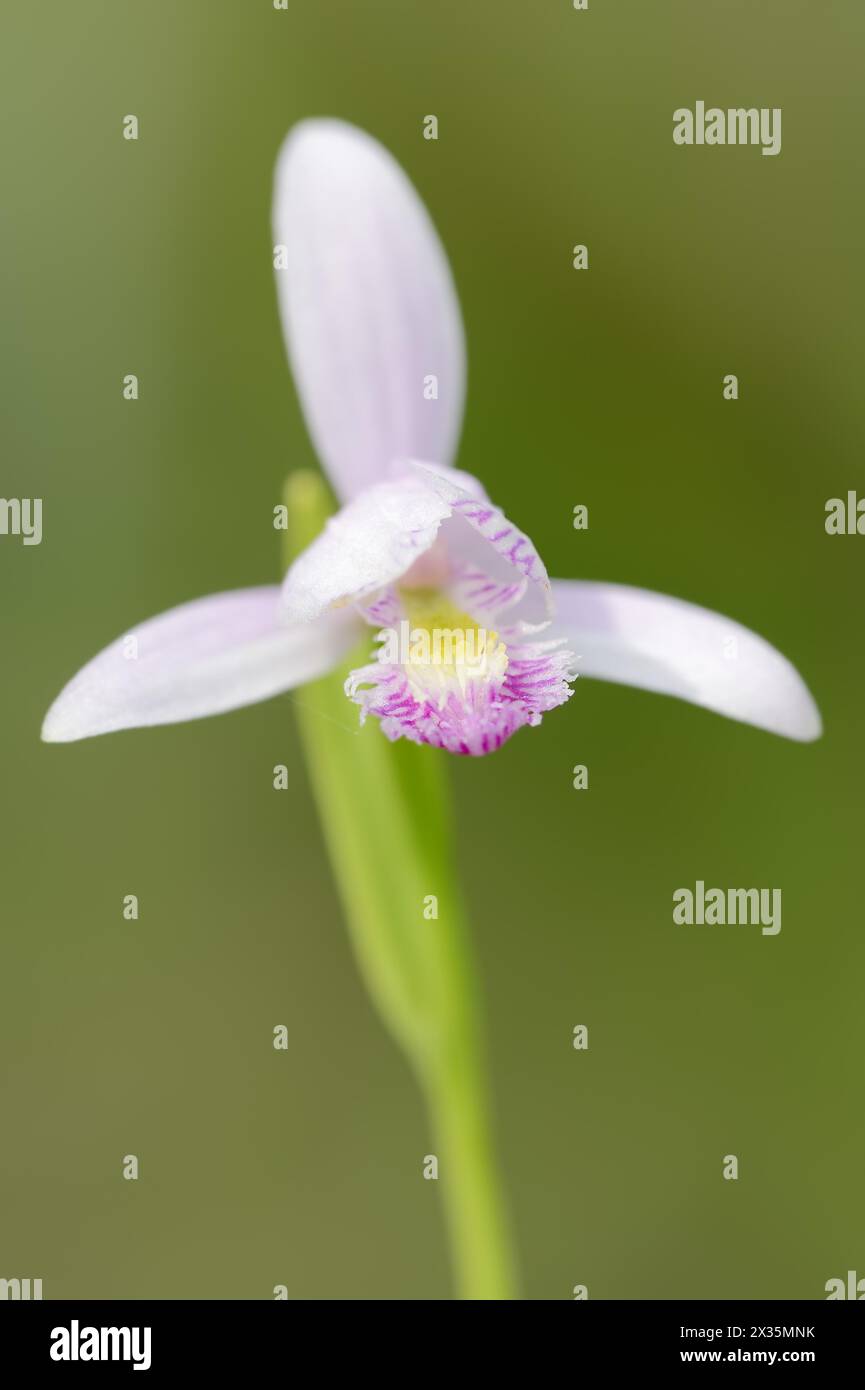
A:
346,625,578,757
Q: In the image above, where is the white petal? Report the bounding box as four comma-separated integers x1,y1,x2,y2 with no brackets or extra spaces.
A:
281,475,452,622
42,588,361,742
413,462,553,624
273,119,466,499
549,580,821,742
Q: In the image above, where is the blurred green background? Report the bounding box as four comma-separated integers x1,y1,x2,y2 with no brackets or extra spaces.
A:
1,0,863,1300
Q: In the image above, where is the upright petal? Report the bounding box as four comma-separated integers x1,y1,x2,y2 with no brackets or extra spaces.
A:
273,119,466,499
549,580,821,742
42,588,361,743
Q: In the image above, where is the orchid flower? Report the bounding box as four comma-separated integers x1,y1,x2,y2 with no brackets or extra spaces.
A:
40,120,821,1302
42,119,820,751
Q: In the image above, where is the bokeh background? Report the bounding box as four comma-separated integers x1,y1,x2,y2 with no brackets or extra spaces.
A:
2,0,863,1300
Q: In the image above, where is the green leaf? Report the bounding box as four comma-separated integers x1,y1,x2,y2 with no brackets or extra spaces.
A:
282,471,517,1298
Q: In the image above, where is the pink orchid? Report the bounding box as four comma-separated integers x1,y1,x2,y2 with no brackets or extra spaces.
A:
42,120,820,753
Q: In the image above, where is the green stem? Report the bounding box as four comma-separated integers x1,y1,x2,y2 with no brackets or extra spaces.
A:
422,1001,518,1299
284,470,518,1300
